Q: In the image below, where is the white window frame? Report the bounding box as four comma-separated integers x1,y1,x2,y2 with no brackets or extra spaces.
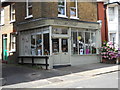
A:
10,33,16,52
0,8,4,25
108,7,115,21
25,0,33,19
10,3,15,23
71,29,97,55
70,0,79,19
58,0,67,18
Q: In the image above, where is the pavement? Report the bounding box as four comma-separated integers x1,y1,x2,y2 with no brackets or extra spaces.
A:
1,63,119,88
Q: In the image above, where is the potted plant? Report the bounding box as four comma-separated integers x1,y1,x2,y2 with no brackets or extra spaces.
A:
99,41,118,64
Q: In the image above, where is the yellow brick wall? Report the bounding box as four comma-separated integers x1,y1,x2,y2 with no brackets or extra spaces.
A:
0,5,14,60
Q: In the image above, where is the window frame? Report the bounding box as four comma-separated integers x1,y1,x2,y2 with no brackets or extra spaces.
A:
10,33,16,52
70,0,78,19
108,7,115,21
71,29,97,55
10,3,15,23
31,31,50,56
25,0,33,19
0,8,5,26
58,0,67,18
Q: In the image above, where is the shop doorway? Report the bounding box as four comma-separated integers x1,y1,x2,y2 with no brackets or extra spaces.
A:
2,34,8,61
52,38,70,66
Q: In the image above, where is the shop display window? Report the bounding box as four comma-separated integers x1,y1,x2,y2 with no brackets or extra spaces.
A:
31,32,50,56
71,29,96,55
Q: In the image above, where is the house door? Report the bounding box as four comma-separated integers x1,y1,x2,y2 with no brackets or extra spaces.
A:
2,35,8,61
52,38,70,66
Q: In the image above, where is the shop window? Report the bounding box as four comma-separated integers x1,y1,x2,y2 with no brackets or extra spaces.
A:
43,33,50,55
52,27,68,34
10,3,15,22
71,30,96,55
78,32,85,55
10,34,16,52
71,31,78,54
25,0,33,19
58,0,66,17
62,38,68,52
0,8,4,25
52,39,59,53
31,32,50,56
85,32,91,54
70,0,77,18
91,32,96,54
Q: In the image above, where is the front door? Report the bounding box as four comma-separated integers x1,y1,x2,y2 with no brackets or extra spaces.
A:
2,34,8,61
52,38,70,66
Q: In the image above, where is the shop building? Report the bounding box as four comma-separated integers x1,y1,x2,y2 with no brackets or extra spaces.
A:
16,1,102,69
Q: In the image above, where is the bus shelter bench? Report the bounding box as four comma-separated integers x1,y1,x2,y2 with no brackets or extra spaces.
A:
18,56,49,70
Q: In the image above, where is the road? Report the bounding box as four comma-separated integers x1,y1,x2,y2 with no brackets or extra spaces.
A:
35,71,119,88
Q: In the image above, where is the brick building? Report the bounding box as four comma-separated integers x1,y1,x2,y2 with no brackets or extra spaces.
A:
0,0,105,68
0,1,17,63
15,1,102,69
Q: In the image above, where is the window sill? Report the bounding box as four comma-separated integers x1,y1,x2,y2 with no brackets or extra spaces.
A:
25,15,33,19
70,17,79,20
10,20,15,23
58,15,68,18
0,24,5,26
9,50,16,53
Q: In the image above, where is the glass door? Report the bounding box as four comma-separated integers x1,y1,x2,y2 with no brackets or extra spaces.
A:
2,34,8,61
52,38,70,65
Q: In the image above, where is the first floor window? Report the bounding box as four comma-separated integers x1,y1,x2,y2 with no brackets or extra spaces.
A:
70,0,77,18
26,0,32,17
58,0,66,16
71,29,96,55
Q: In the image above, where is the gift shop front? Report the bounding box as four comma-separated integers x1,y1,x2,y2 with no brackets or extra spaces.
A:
17,18,101,69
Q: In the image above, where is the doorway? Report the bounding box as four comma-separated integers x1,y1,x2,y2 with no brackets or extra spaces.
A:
2,34,8,61
52,38,70,66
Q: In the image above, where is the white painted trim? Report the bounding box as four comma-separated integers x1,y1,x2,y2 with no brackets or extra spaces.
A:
58,0,67,17
10,3,15,22
10,20,16,23
25,15,33,19
70,16,79,20
49,26,52,55
25,0,33,19
70,0,78,19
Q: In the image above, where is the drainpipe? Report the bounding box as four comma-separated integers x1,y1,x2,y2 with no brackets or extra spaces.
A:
104,4,108,42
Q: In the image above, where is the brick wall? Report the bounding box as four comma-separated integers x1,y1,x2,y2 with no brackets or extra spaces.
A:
16,2,98,23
